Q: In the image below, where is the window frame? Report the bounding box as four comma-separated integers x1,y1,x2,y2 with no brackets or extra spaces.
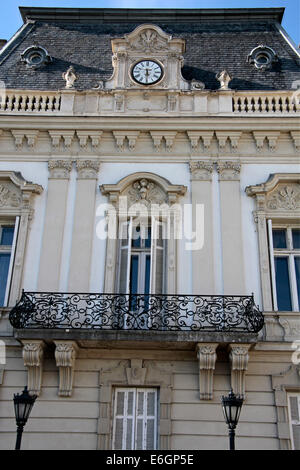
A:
287,393,300,450
112,387,159,450
268,220,300,311
117,216,167,296
0,217,19,306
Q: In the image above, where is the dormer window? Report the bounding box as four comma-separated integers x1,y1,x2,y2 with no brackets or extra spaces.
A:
247,45,278,70
21,46,52,68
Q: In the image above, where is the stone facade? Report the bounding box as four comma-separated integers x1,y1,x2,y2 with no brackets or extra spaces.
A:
0,7,299,450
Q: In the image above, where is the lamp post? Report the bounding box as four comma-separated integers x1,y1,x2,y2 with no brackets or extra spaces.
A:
221,389,244,450
13,386,37,450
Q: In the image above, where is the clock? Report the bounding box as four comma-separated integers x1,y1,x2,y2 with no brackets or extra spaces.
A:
132,60,163,85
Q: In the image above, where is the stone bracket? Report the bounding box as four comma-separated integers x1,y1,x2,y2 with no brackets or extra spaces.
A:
196,342,218,400
54,340,78,397
22,339,46,396
228,343,251,398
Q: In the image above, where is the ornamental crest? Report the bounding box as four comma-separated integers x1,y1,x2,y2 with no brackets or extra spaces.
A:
0,183,22,208
124,178,167,207
129,29,169,52
266,184,300,211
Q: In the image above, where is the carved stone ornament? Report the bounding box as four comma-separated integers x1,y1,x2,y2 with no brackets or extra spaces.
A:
189,161,214,181
216,70,232,90
62,66,77,89
125,178,167,207
266,184,300,211
229,344,251,398
76,159,100,179
216,161,241,181
196,343,218,400
101,172,186,209
126,359,147,385
54,341,78,397
48,159,73,179
247,175,300,217
22,340,46,396
124,25,172,53
0,182,22,208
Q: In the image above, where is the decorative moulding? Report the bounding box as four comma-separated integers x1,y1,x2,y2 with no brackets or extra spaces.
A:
22,340,46,396
54,341,78,397
100,171,186,208
196,342,218,400
246,173,300,216
252,131,280,152
126,358,147,385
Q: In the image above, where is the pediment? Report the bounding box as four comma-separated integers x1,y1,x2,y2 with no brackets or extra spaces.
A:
112,24,185,54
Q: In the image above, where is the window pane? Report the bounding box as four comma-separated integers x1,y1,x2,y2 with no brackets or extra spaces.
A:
145,255,151,295
274,257,292,311
272,229,287,249
292,229,300,249
145,227,151,248
132,226,141,248
0,253,11,306
294,257,300,308
0,227,14,245
130,255,139,295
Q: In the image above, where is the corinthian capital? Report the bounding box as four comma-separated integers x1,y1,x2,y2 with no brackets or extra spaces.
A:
48,159,73,179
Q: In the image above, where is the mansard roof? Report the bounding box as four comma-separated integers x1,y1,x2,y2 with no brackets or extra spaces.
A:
0,7,299,91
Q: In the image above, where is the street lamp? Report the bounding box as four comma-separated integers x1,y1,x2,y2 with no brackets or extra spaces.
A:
221,389,244,450
13,386,37,450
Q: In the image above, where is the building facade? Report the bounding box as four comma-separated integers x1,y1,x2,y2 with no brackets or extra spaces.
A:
0,7,299,450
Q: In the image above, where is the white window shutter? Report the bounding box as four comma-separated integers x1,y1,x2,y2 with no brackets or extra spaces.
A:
289,395,300,450
4,217,19,306
113,388,157,450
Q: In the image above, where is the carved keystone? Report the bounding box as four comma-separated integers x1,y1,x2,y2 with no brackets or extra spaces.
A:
196,343,218,400
54,341,78,397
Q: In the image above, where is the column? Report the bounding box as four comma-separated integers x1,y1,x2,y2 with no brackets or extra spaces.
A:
189,161,215,294
68,160,100,291
217,161,245,294
38,160,72,291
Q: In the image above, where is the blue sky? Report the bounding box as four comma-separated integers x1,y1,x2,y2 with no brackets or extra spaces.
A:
1,0,299,46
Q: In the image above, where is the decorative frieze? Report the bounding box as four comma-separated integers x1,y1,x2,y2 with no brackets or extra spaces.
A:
216,161,241,181
76,131,103,149
22,340,46,396
229,344,251,397
48,159,73,179
112,131,140,152
54,341,78,397
196,343,218,400
290,131,300,152
253,131,280,152
11,130,39,149
150,131,177,152
48,130,75,151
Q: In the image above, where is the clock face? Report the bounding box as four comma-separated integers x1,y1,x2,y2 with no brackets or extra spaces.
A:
132,60,163,85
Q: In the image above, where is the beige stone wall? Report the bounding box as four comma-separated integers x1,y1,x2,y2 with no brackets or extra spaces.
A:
0,344,294,450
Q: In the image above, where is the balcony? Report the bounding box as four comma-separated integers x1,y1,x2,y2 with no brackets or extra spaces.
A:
9,291,264,348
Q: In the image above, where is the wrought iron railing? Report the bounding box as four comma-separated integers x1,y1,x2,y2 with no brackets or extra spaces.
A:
9,291,264,333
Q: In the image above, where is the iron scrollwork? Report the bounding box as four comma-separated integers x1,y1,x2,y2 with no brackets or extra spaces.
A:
9,291,264,333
